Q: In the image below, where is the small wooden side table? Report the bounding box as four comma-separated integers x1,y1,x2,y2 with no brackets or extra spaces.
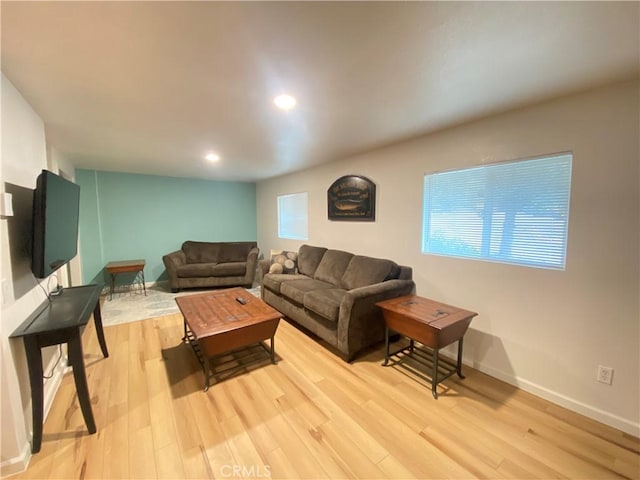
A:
376,295,477,399
105,259,146,300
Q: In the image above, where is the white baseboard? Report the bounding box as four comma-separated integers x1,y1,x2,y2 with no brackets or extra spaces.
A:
467,359,640,437
1,351,68,478
0,441,30,478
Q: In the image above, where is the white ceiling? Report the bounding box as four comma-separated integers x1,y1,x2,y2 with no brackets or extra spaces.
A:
2,2,639,182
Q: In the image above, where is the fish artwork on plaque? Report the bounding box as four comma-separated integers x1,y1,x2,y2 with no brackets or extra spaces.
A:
327,175,376,221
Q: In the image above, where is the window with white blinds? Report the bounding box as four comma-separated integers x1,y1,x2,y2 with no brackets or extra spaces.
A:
278,192,308,240
422,153,572,269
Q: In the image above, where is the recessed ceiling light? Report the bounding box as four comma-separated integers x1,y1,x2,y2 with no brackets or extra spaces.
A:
205,152,220,162
274,94,297,110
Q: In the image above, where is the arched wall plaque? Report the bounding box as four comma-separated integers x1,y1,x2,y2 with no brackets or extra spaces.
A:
327,175,376,221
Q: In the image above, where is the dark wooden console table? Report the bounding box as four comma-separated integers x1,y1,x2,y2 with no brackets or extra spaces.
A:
10,284,108,453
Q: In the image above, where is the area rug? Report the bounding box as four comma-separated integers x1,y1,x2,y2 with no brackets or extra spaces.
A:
101,283,261,326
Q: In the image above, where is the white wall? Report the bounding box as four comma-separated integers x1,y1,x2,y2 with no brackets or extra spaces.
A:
0,74,71,476
257,80,640,435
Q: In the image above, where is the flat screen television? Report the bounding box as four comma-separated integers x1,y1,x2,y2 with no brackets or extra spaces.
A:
31,170,81,279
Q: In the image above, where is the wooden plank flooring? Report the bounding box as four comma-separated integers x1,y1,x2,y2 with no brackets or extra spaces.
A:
14,313,640,479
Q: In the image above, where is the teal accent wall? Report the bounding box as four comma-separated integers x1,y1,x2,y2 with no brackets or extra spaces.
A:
76,169,257,285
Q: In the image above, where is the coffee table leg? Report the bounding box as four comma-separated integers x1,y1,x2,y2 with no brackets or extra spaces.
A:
409,338,415,356
432,348,439,399
456,337,465,379
270,336,277,364
383,326,390,366
203,359,212,392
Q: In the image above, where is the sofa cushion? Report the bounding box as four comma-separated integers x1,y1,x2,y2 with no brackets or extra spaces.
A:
263,273,306,294
341,255,399,290
177,263,216,278
182,241,221,264
269,249,298,274
304,289,347,323
211,262,246,277
218,242,256,263
297,245,328,277
313,250,354,286
280,278,334,305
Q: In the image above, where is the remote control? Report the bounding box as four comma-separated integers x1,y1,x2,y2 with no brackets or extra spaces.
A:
236,297,247,305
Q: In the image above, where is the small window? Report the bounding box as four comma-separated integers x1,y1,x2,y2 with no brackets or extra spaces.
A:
278,192,308,240
422,153,572,270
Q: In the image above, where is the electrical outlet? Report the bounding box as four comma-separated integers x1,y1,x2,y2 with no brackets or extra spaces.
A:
597,365,613,385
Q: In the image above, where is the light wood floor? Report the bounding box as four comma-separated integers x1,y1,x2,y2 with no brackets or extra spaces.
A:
15,313,639,479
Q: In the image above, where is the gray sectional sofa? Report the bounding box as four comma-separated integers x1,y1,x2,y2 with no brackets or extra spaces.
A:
261,244,415,361
163,241,259,292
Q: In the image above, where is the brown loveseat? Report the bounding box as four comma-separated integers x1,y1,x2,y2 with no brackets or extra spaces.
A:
163,241,259,292
261,244,415,361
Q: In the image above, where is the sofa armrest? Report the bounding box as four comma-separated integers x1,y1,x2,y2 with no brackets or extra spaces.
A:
257,258,271,284
337,279,416,359
162,250,186,292
243,247,260,287
346,279,415,302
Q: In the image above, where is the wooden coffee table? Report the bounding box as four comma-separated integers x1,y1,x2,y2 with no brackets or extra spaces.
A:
376,295,477,399
175,287,282,391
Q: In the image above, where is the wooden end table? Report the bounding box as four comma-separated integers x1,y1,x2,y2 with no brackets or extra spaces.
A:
175,287,282,391
105,259,146,300
376,295,477,399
